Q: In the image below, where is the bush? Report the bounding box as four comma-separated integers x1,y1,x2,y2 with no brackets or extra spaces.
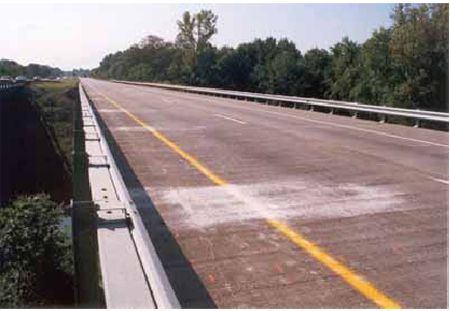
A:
0,194,73,307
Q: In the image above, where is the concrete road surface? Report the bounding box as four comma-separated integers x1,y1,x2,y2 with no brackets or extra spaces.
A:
81,78,448,308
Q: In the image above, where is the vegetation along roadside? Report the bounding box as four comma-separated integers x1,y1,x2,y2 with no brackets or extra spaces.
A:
0,79,79,307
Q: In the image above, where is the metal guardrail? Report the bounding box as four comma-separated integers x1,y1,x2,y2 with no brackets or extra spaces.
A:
114,80,449,128
79,84,180,308
0,81,25,90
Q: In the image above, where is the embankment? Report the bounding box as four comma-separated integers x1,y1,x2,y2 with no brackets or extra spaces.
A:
0,83,74,206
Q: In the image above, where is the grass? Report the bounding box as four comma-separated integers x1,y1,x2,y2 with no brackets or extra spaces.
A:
30,79,79,171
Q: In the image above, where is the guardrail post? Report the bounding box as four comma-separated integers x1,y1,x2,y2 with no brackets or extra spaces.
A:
309,105,315,111
414,119,421,128
379,114,387,124
352,112,358,119
329,108,335,115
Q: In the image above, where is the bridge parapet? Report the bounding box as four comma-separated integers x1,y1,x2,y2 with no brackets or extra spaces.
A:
76,84,180,308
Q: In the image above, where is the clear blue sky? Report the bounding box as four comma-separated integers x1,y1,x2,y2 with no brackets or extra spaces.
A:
1,3,395,70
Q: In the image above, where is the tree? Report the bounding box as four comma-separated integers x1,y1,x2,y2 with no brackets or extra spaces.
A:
92,5,448,112
354,27,393,105
0,195,73,307
266,39,303,95
176,11,196,50
0,60,63,79
389,4,449,110
176,10,218,84
176,10,218,53
302,49,332,98
328,37,362,100
195,10,219,52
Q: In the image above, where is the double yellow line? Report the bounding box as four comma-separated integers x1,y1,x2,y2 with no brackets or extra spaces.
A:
87,85,401,309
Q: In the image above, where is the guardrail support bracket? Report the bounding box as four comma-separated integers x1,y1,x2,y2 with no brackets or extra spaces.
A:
414,119,421,128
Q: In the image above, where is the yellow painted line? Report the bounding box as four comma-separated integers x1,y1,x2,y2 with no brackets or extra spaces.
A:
266,219,401,309
88,86,226,186
85,84,401,309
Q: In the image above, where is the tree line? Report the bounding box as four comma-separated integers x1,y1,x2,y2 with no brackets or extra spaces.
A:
92,4,448,112
0,60,63,79
0,59,90,79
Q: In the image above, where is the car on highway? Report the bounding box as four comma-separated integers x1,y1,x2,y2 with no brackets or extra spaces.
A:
15,76,29,83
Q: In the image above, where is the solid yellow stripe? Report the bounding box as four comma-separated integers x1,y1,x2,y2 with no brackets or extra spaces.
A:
89,85,401,309
266,219,401,309
94,89,227,186
152,131,226,186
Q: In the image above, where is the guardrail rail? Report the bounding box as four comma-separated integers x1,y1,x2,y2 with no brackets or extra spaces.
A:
114,80,449,128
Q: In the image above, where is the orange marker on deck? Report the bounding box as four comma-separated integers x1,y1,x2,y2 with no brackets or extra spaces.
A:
274,263,284,274
208,273,216,284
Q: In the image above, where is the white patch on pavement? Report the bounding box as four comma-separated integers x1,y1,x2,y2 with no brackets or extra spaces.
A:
154,125,207,132
97,109,121,113
130,179,410,229
112,126,148,132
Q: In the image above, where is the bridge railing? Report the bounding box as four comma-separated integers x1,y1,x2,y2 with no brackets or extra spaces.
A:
0,81,26,91
77,83,180,308
1,80,15,90
114,80,449,128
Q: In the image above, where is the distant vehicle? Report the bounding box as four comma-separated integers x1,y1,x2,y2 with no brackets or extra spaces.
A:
15,76,29,83
33,76,41,81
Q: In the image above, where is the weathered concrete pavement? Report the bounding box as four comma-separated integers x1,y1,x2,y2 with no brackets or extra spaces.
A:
81,78,448,308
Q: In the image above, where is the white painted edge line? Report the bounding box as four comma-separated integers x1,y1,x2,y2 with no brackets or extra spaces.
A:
213,113,247,124
80,83,181,309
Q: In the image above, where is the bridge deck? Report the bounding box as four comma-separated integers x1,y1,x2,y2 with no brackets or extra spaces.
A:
82,78,448,308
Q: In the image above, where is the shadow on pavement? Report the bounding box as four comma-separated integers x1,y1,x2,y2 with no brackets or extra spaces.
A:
90,100,217,308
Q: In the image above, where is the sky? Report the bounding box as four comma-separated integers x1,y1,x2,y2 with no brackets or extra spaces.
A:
0,3,395,70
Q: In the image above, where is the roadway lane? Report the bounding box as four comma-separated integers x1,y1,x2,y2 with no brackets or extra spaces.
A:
81,78,448,308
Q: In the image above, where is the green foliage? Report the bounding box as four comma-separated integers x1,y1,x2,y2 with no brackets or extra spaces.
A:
31,79,78,171
0,59,63,79
388,4,449,111
329,37,362,100
302,49,332,98
92,4,449,112
0,60,23,77
174,10,218,84
0,59,89,79
0,194,73,307
176,10,218,52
